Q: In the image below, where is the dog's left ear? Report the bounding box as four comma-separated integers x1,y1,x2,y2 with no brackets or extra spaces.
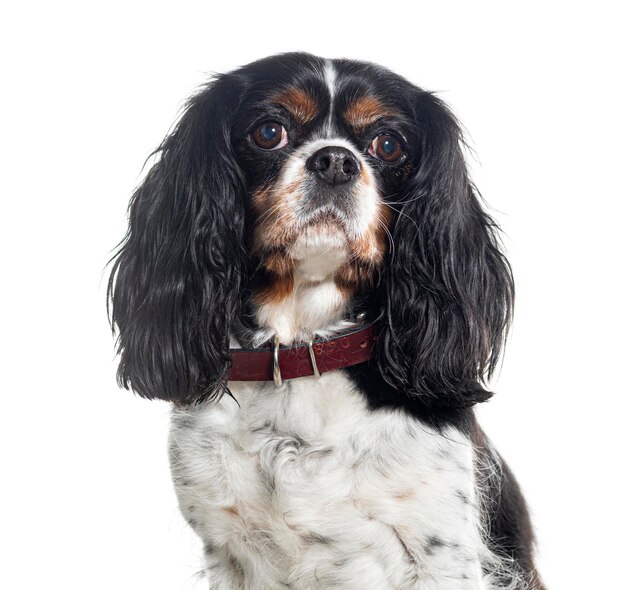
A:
374,91,514,408
108,74,247,404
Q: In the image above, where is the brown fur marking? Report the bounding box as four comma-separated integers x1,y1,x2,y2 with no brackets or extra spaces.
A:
334,201,393,296
251,185,272,213
262,250,296,276
252,273,294,306
251,179,300,254
350,202,392,264
273,87,318,124
344,95,397,130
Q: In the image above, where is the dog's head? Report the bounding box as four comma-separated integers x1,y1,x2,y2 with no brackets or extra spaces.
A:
108,52,513,408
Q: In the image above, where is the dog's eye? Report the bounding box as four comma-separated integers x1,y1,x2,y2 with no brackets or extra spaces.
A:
251,122,288,151
368,134,404,162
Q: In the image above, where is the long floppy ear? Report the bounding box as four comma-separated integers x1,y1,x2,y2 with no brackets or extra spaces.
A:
375,91,514,408
108,74,247,404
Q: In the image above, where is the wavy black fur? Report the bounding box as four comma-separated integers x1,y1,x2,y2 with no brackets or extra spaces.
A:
108,74,248,404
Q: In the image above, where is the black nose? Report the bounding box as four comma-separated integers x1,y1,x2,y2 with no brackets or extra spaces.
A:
306,146,360,186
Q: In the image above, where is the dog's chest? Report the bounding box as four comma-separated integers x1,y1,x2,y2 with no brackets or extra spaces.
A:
169,373,485,589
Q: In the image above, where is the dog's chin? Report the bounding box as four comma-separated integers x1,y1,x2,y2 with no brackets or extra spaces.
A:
288,218,348,283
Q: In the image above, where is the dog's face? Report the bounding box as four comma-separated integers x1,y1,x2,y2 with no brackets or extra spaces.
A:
109,53,513,408
233,61,413,301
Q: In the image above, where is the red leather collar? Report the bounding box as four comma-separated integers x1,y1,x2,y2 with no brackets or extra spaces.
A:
228,323,374,383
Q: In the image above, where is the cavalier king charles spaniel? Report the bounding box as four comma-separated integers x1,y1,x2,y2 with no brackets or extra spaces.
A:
108,52,543,589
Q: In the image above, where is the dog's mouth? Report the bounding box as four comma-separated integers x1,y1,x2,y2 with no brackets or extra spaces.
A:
301,208,347,232
297,181,358,225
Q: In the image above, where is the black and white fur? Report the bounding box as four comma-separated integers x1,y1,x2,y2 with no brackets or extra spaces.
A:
109,53,543,589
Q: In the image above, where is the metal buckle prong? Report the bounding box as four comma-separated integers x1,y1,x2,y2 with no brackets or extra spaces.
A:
273,334,283,387
307,340,321,378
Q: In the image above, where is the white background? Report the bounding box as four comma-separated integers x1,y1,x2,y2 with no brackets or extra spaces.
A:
2,1,624,588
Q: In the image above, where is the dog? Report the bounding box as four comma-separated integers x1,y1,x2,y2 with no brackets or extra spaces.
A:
108,52,543,589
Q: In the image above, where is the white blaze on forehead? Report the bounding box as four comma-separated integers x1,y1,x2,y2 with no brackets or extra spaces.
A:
323,59,337,136
275,136,381,239
324,59,337,102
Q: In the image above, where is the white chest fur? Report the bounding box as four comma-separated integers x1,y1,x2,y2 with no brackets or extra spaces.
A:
167,371,512,589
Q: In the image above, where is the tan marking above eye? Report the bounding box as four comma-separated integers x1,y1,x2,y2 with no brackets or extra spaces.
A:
272,87,318,124
344,95,397,130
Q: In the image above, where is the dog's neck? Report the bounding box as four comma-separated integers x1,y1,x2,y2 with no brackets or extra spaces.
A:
252,234,353,347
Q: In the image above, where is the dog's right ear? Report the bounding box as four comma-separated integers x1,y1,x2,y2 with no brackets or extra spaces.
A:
373,90,514,409
108,74,247,404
